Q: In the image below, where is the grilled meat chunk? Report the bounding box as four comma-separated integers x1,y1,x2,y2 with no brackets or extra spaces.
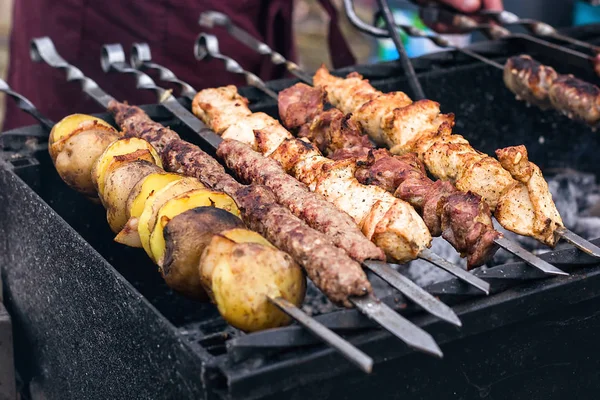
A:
503,55,558,109
217,139,386,262
313,66,564,246
191,85,252,134
496,145,563,245
505,55,600,125
109,100,371,306
278,84,326,130
548,74,600,125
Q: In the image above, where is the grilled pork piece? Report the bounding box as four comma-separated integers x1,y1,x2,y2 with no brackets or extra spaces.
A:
109,100,371,306
279,83,500,268
216,139,386,262
314,66,564,246
504,55,600,125
503,55,558,109
192,89,433,263
549,75,600,125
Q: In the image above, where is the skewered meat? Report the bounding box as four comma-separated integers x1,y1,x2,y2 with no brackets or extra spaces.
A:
279,83,500,268
216,139,386,262
109,100,371,306
503,55,557,109
314,66,564,246
504,55,600,125
191,89,433,263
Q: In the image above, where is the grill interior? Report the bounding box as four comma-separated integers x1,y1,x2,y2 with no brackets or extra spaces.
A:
3,23,600,400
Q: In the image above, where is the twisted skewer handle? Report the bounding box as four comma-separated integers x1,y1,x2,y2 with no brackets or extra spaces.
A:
0,78,54,131
101,44,169,101
130,43,197,100
198,11,312,84
30,37,115,108
194,33,278,99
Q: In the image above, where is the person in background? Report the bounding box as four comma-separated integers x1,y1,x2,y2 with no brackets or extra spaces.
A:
3,0,503,131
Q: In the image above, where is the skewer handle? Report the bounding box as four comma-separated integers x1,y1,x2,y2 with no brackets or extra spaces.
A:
101,44,168,101
198,11,312,84
130,43,198,101
30,37,115,108
376,0,425,100
0,78,54,131
194,34,278,99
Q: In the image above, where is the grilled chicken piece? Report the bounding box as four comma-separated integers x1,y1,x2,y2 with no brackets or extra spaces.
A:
110,100,371,307
504,55,600,125
221,112,293,156
192,86,253,134
549,74,600,125
314,65,564,246
496,146,563,244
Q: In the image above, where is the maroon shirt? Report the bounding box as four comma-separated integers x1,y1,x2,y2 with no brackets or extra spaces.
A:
4,0,299,130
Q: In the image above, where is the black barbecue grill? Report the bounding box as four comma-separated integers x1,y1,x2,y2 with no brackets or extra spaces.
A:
3,10,600,400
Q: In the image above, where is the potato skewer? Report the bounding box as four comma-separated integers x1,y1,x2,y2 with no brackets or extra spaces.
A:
48,113,306,333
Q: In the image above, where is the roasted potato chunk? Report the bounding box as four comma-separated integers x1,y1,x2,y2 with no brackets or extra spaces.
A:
103,158,162,233
161,207,244,300
53,128,121,196
49,114,117,162
114,172,185,248
150,188,240,266
137,178,206,260
92,137,162,198
200,232,306,332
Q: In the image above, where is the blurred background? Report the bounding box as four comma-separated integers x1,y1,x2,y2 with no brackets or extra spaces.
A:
0,0,597,129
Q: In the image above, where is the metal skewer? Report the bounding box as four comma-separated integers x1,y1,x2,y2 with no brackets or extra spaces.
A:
118,43,465,328
29,36,382,371
193,31,569,277
0,79,54,131
478,10,600,54
198,11,313,85
376,0,425,99
416,5,598,70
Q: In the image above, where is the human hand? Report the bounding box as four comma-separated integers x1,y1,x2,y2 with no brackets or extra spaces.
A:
418,0,504,32
434,0,503,13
